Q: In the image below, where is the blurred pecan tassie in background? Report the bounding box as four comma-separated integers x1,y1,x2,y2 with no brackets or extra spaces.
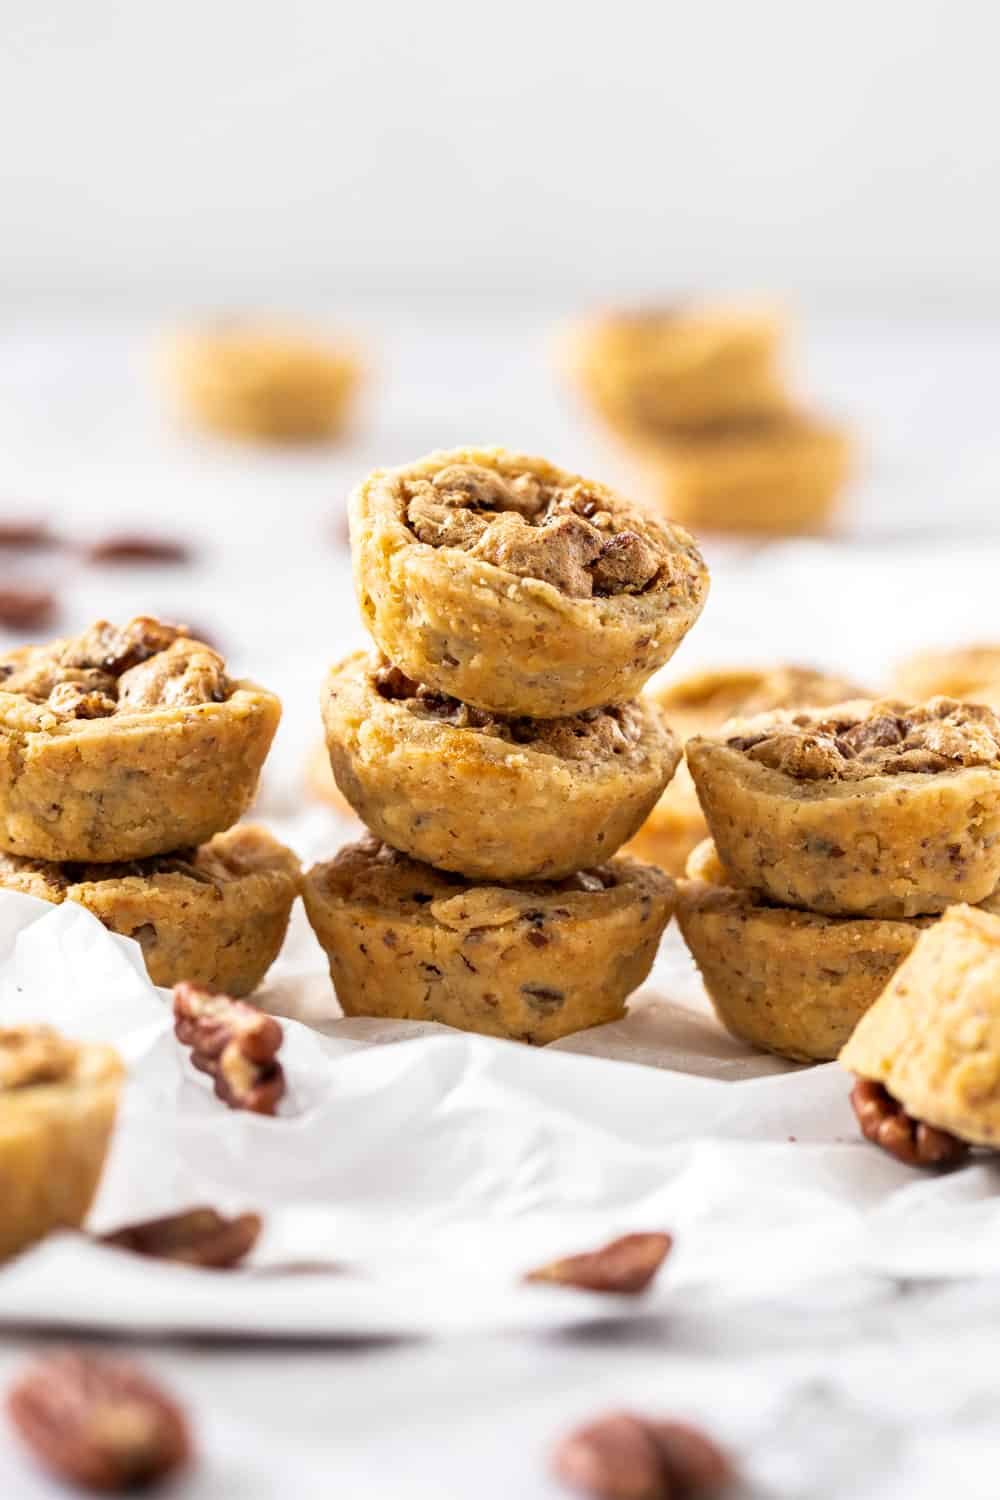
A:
0,825,299,995
0,1025,123,1262
892,643,1000,708
321,651,680,880
302,836,674,1045
0,616,280,862
349,447,708,718
164,323,362,443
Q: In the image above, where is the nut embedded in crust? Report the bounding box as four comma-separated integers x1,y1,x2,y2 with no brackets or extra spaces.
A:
321,651,681,880
676,840,933,1062
350,446,709,718
0,617,281,862
302,836,674,1045
687,698,1000,918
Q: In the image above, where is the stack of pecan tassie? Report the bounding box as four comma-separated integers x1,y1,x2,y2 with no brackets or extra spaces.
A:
0,616,298,995
675,696,1000,1068
304,446,709,1043
565,304,852,536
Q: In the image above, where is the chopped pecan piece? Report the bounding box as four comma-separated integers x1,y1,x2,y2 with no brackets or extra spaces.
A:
407,493,490,549
85,533,192,565
173,981,285,1115
590,531,660,595
99,1206,262,1268
61,617,185,676
552,1411,732,1499
117,639,229,710
850,1078,969,1167
0,585,57,632
6,1350,191,1492
431,462,545,518
47,680,118,719
525,1232,672,1294
374,662,422,700
472,512,604,597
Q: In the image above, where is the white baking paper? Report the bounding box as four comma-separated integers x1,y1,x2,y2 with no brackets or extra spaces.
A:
3,881,1000,1343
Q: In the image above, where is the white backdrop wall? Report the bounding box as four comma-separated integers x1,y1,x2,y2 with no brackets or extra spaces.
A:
1,0,998,309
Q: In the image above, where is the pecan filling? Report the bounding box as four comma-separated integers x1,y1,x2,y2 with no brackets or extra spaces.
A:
373,662,643,759
0,1026,79,1090
402,463,661,597
0,617,231,720
728,698,1000,782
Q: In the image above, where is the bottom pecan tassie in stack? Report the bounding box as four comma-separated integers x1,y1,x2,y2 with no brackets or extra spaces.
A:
677,697,1000,1061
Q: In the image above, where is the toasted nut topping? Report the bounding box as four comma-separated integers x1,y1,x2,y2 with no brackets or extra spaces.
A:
525,1232,672,1294
85,534,192,564
99,1207,262,1269
6,1350,192,1492
173,981,285,1115
552,1411,732,1498
0,586,57,632
850,1078,969,1167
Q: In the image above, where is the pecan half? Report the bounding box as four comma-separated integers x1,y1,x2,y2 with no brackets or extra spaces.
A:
6,1350,191,1492
850,1078,969,1167
552,1411,732,1499
0,585,57,632
525,1232,672,1294
0,519,54,548
173,981,285,1115
99,1206,262,1269
85,534,192,565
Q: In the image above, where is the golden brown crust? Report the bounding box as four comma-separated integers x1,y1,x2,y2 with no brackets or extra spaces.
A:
321,652,680,880
302,836,674,1044
625,665,870,876
0,1027,123,1261
165,324,361,443
840,903,1000,1147
350,446,709,717
677,841,932,1061
687,699,1000,918
0,618,281,862
0,826,299,995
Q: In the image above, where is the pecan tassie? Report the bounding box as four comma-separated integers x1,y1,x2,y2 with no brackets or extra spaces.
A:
525,1233,672,1294
849,1078,969,1168
173,981,285,1115
404,463,661,598
6,1350,192,1492
0,616,228,720
728,697,1000,782
0,585,57,632
99,1206,262,1268
552,1411,732,1499
85,533,192,565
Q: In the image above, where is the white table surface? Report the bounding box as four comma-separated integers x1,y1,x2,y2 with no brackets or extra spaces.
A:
1,307,1000,1498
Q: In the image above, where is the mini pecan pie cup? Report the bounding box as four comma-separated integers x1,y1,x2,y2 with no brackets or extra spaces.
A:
350,447,709,718
627,664,869,876
686,699,1000,919
678,840,933,1062
635,411,852,536
564,304,789,433
302,837,674,1045
840,901,1000,1148
0,825,299,996
0,619,281,862
321,652,680,881
0,1027,123,1261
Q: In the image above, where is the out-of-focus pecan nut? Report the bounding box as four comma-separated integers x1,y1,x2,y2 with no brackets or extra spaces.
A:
552,1411,732,1499
0,585,57,632
6,1349,192,1492
99,1206,262,1268
850,1077,969,1167
85,534,192,565
173,981,285,1115
525,1232,672,1294
0,519,54,548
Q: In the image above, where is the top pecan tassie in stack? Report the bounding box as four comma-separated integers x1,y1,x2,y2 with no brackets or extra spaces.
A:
310,447,708,1042
0,617,297,994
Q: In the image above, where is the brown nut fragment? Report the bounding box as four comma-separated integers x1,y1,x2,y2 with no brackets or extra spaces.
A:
0,585,57,632
85,533,192,565
173,980,285,1115
0,518,54,548
99,1206,262,1269
850,1077,969,1167
552,1411,732,1499
525,1232,672,1294
6,1349,192,1492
